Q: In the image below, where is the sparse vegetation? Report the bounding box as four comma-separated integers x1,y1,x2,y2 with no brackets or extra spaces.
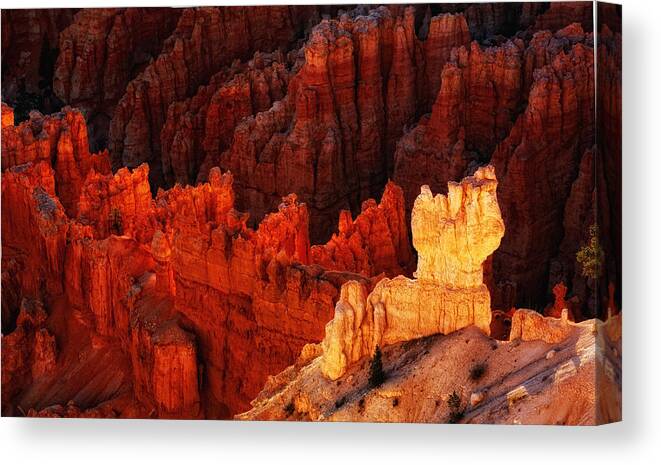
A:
469,362,487,381
283,401,295,416
447,390,465,424
447,391,461,411
576,224,605,280
369,345,386,388
392,398,399,407
448,409,464,424
334,397,346,409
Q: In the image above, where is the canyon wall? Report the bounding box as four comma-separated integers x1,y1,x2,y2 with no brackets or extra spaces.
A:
53,8,181,151
1,3,621,421
490,32,595,310
1,8,76,113
1,106,390,418
310,181,412,277
214,6,471,241
108,6,320,187
2,6,613,307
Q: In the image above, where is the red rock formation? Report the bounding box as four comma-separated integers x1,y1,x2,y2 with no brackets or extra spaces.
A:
108,6,319,184
1,161,69,301
1,122,378,417
533,1,594,33
319,166,504,380
596,23,622,313
159,51,293,186
1,9,75,103
544,282,578,322
394,38,524,208
158,169,368,414
52,8,180,150
1,5,621,423
434,2,534,42
65,231,156,337
490,39,595,309
310,181,412,277
219,7,470,241
1,298,57,416
417,11,473,113
547,148,597,317
76,164,156,242
128,291,201,419
54,8,179,114
1,108,111,216
1,102,14,128
605,283,619,317
394,23,591,210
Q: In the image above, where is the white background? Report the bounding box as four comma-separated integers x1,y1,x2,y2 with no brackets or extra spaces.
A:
0,0,659,463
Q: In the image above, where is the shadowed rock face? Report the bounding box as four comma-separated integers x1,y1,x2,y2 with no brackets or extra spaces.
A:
1,8,77,119
1,3,620,422
212,6,472,242
108,6,322,187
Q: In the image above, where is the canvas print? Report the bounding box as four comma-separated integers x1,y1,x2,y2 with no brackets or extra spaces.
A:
0,1,621,424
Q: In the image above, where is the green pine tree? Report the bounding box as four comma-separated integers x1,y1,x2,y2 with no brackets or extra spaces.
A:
576,224,604,280
369,345,386,387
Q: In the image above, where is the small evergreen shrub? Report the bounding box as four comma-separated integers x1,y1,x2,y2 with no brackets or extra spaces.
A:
369,345,386,388
470,362,487,381
447,390,464,424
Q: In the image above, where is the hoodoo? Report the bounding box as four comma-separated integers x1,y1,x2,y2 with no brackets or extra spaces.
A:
320,166,504,380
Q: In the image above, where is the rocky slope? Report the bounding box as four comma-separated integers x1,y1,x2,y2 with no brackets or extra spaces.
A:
238,313,621,424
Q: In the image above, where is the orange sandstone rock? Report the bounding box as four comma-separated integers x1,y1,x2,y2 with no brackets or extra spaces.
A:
1,299,57,416
218,6,471,241
76,163,156,243
544,282,578,322
1,162,69,300
509,308,573,344
412,165,505,287
310,181,412,277
1,107,111,216
160,51,293,187
320,166,504,380
1,103,14,128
